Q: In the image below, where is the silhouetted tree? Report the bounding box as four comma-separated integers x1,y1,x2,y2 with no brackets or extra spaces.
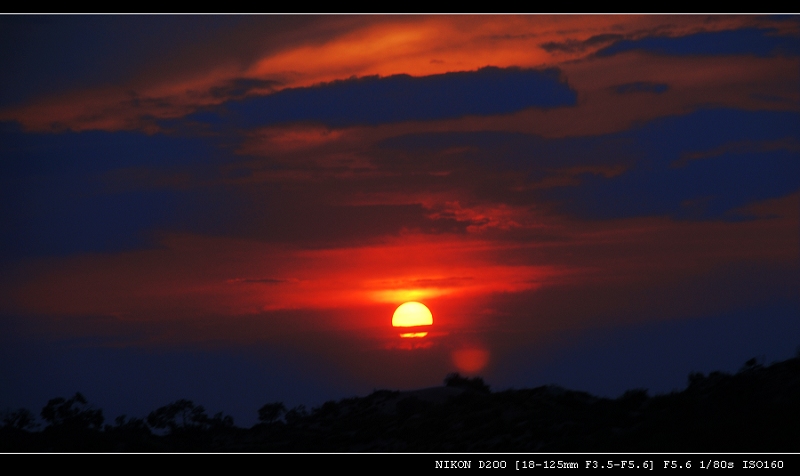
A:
147,399,209,433
444,373,491,393
40,392,104,430
258,402,286,424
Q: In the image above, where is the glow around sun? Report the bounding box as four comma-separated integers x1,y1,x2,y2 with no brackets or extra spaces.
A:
392,301,433,327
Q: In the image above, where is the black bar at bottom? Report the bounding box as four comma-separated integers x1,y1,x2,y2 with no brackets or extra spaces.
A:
273,453,793,471
12,452,799,470
95,452,799,469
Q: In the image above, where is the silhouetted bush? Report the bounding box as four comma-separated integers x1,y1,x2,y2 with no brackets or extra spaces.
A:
444,373,491,393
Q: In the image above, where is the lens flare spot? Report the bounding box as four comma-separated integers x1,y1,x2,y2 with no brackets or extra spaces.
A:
452,348,489,373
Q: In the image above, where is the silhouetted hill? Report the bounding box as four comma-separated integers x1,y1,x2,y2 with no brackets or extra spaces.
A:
3,356,799,452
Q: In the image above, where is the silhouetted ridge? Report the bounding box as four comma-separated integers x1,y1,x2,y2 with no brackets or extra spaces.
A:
3,355,800,451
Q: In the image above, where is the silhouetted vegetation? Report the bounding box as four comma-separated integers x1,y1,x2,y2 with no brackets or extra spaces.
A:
3,354,800,451
41,392,104,431
443,372,491,393
2,408,38,431
257,402,286,424
147,399,212,433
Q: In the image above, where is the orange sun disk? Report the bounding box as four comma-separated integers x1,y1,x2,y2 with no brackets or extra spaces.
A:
393,302,433,338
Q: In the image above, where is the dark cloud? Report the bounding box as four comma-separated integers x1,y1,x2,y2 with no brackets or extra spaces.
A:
376,108,800,221
0,16,354,109
208,78,281,100
174,192,468,247
7,103,795,262
377,130,637,180
543,109,800,220
596,28,800,58
0,125,219,257
540,33,625,53
0,16,244,107
196,66,577,128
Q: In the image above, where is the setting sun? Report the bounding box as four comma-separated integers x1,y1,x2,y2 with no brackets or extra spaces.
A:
392,301,433,327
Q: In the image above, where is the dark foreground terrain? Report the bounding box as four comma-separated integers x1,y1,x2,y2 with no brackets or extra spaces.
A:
3,356,799,452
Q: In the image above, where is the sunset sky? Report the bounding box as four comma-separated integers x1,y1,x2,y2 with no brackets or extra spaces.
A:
1,15,798,426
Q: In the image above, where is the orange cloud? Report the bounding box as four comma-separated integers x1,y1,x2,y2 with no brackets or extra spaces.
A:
3,232,555,323
3,193,795,346
2,15,787,133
